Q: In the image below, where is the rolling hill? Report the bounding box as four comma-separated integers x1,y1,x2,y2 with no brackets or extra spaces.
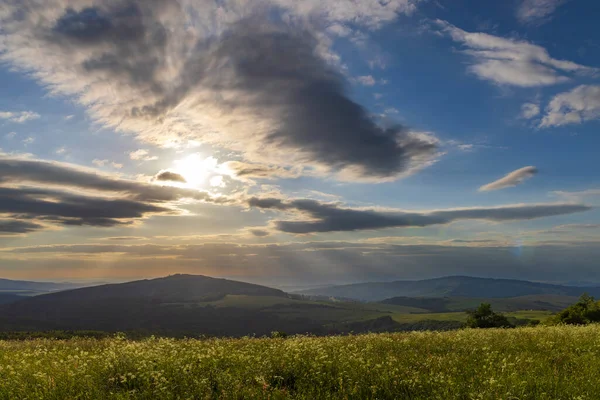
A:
0,274,570,336
0,275,332,336
296,276,600,302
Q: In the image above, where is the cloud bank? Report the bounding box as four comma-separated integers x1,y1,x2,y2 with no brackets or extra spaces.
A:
247,196,589,234
0,0,435,181
479,166,539,191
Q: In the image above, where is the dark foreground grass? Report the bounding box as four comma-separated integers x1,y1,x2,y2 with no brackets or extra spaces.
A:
0,325,598,399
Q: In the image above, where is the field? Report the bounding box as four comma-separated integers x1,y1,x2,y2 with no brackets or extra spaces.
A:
194,294,551,328
0,325,599,399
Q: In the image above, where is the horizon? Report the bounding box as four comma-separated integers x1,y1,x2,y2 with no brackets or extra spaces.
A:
1,0,600,285
5,273,600,291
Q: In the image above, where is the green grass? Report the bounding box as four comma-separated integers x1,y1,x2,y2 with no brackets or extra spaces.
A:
353,305,553,325
0,325,600,399
506,310,554,320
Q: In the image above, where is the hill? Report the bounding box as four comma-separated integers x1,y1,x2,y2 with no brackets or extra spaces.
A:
0,274,310,336
11,274,288,303
297,276,600,301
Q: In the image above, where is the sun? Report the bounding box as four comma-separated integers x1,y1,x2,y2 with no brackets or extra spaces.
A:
172,154,219,188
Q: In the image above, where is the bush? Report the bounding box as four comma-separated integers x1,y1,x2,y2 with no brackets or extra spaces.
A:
465,303,514,328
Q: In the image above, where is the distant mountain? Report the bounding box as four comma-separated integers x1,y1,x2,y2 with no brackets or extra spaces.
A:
0,274,321,336
381,294,579,313
0,278,84,293
296,276,600,302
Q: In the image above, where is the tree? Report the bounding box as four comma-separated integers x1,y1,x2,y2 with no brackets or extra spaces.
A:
465,303,513,328
553,293,600,325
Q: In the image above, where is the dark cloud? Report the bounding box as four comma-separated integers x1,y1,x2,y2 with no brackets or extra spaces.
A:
0,220,45,235
209,21,439,179
0,156,231,234
0,184,171,229
248,197,592,233
154,170,186,183
1,1,438,181
224,161,301,181
249,229,271,237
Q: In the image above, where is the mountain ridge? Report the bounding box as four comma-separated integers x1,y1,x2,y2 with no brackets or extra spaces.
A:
296,275,600,302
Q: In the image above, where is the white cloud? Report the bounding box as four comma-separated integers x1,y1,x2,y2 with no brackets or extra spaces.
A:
521,102,541,119
93,159,124,169
326,24,353,37
55,147,67,155
479,166,538,191
355,75,376,86
0,111,40,123
435,20,597,87
22,137,35,146
540,85,600,127
517,0,568,24
129,150,158,162
4,132,16,139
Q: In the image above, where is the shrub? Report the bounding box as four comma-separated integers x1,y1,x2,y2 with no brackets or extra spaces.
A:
465,303,514,328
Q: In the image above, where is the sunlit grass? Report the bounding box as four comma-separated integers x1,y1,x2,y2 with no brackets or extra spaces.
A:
0,325,598,399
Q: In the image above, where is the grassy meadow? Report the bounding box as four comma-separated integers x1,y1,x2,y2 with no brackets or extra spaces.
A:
1,325,600,399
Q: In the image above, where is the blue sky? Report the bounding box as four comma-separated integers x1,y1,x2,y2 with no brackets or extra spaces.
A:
0,0,599,285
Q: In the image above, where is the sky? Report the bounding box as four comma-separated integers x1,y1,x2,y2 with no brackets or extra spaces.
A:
0,0,599,286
